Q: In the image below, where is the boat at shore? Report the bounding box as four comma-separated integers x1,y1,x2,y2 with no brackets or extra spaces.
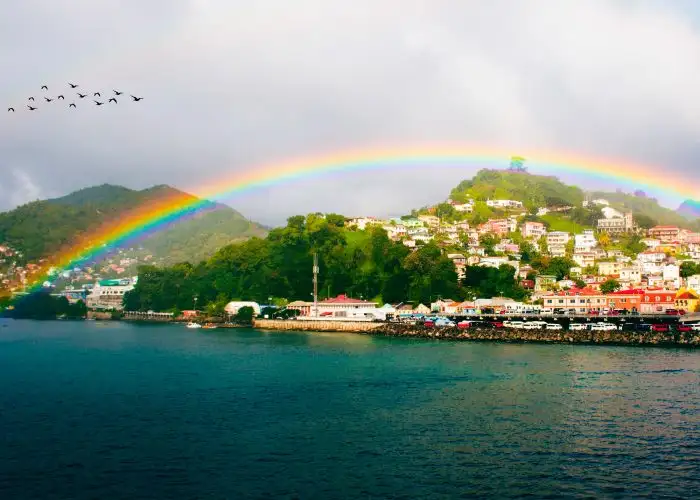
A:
202,323,218,330
186,322,202,329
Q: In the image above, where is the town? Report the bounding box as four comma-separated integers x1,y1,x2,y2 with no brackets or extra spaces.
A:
2,192,699,332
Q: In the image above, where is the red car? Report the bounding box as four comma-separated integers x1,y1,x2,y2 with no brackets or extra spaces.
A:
665,309,683,316
651,324,669,333
424,320,435,328
588,310,600,316
491,321,505,329
676,325,692,333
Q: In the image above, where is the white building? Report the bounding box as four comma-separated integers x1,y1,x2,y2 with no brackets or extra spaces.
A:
486,199,524,209
317,295,379,319
346,217,380,230
453,202,474,213
86,277,137,310
521,221,546,239
546,231,571,247
663,264,680,287
572,252,596,268
225,301,261,316
619,267,642,284
574,230,597,252
687,274,700,293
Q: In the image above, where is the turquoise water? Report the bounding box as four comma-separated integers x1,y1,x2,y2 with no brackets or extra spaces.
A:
1,320,699,499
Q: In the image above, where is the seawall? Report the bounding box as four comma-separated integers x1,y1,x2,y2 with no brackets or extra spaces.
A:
254,319,384,332
253,320,699,346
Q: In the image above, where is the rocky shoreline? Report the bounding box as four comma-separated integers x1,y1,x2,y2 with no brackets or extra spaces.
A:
367,323,700,347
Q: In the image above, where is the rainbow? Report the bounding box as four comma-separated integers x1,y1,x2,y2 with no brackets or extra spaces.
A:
9,146,699,294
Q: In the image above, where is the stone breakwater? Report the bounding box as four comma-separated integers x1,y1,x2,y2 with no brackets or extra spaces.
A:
253,319,699,346
371,323,700,346
254,319,384,332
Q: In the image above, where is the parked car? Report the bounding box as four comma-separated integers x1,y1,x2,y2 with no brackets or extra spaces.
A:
569,323,587,331
546,323,563,330
665,309,683,316
588,310,600,316
435,318,455,328
424,320,435,328
591,323,617,332
651,324,669,333
691,324,700,331
491,321,505,328
676,325,692,333
523,321,547,330
504,321,524,329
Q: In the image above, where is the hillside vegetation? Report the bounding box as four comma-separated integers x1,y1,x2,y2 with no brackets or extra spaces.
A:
0,184,267,265
450,169,585,209
589,191,697,229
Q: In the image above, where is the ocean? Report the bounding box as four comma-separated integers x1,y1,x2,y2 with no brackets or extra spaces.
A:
1,320,698,499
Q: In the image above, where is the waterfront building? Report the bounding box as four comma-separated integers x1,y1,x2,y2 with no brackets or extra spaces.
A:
640,290,676,314
606,289,644,312
541,288,608,314
224,301,261,316
675,289,699,313
86,277,137,311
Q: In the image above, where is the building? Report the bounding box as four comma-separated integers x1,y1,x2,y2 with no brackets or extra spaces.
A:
598,261,624,276
418,215,440,228
619,267,642,285
648,226,681,242
482,219,510,236
447,253,467,279
675,289,699,313
535,275,558,292
572,252,596,268
597,212,635,234
606,289,644,312
521,221,546,240
640,290,677,314
574,230,597,252
224,301,261,316
86,277,137,310
541,288,608,314
546,231,571,247
486,199,524,209
688,275,700,293
346,217,380,230
318,294,378,319
453,202,474,213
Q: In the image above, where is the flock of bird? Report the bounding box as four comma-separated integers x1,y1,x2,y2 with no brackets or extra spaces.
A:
7,83,143,112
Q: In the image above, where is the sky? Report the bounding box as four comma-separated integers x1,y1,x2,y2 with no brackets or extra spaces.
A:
1,0,700,225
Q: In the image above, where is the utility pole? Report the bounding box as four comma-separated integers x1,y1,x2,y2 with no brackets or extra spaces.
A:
313,252,319,317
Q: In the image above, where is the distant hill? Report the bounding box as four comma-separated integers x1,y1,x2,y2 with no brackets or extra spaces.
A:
450,169,585,209
677,200,700,220
0,184,267,265
588,190,694,228
444,169,698,230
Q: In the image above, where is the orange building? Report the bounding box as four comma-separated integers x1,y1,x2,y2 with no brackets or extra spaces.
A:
606,289,644,312
675,289,699,313
640,290,676,314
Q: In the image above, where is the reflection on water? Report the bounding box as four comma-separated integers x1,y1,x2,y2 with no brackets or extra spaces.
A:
0,320,698,499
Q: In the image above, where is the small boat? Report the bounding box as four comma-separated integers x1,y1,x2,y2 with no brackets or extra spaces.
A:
202,323,218,330
186,322,202,329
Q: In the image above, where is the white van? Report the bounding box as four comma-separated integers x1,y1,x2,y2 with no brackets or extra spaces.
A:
569,323,587,331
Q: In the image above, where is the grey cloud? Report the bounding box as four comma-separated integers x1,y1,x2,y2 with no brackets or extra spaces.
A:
1,0,699,225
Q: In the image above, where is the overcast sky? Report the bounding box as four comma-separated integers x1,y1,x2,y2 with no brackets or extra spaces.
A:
1,0,699,225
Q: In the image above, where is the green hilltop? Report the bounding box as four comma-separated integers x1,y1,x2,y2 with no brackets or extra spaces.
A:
446,169,698,230
0,184,267,265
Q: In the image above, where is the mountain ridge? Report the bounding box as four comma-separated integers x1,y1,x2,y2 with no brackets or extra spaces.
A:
0,183,268,265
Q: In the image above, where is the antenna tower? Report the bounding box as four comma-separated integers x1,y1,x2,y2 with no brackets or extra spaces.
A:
313,252,319,317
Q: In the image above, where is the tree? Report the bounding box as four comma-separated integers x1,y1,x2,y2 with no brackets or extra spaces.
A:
544,257,576,280
574,278,587,289
600,279,621,294
235,306,255,324
598,232,611,248
435,202,455,220
680,261,700,279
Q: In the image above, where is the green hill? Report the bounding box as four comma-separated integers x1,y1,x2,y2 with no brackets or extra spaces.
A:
589,191,696,229
0,184,267,265
450,169,585,210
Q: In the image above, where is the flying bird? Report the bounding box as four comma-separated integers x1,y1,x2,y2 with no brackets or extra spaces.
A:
28,97,34,101
94,100,104,106
41,85,48,91
57,95,65,100
77,93,87,98
113,90,123,95
69,103,76,108
27,105,37,111
69,83,78,88
44,97,53,102
8,107,14,112
94,92,101,97
130,95,143,101
109,97,117,103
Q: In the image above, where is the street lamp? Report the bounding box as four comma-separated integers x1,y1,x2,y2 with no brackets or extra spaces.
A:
193,296,198,312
